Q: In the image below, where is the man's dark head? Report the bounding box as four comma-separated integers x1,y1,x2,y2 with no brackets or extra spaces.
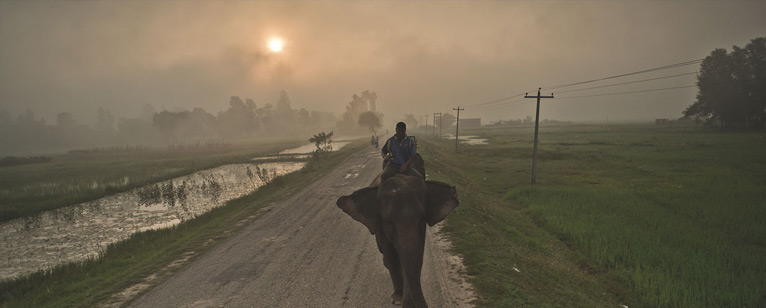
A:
395,122,406,135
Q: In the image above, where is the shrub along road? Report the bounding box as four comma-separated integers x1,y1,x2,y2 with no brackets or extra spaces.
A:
128,145,473,307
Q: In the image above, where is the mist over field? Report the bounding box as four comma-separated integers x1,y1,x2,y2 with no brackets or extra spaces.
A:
1,1,765,155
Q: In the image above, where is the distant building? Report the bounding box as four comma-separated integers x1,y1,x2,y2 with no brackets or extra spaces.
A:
460,118,481,127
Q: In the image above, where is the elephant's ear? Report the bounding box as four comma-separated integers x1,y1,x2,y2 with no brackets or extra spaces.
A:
336,186,380,235
425,181,459,226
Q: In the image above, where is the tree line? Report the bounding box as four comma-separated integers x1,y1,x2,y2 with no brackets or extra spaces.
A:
683,37,766,130
0,90,383,155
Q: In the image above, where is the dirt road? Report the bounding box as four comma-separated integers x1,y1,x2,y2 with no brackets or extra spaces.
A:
128,145,474,308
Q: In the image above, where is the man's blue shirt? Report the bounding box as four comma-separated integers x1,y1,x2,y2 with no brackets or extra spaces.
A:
382,135,417,166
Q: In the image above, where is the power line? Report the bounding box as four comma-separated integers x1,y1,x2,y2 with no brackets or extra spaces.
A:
556,77,766,100
466,51,762,114
555,71,698,94
466,93,526,108
542,59,704,91
556,85,697,100
470,98,526,111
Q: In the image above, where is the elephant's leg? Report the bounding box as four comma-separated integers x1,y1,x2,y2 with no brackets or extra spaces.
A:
375,233,403,304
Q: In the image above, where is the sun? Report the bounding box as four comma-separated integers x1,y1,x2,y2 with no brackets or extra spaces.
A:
268,37,284,53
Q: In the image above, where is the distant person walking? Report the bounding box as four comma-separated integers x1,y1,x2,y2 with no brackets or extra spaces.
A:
381,122,421,183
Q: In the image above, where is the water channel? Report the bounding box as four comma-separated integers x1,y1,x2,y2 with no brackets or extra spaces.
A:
0,142,349,281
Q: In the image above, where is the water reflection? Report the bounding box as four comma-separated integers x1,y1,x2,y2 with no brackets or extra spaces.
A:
443,134,489,145
0,162,304,281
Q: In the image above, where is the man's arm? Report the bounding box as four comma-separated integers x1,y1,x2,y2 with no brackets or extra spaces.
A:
399,138,416,172
399,155,415,172
381,139,389,158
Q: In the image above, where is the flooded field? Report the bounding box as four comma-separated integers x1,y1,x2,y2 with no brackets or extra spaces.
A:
443,134,489,145
0,161,305,281
278,140,351,154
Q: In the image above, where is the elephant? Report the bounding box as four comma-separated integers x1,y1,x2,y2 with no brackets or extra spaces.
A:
336,173,459,308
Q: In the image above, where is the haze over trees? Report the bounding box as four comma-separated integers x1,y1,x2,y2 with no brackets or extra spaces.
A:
0,90,339,156
357,111,383,135
336,90,381,135
683,37,766,129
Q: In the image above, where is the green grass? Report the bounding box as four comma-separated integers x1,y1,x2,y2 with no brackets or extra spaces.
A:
0,139,306,222
417,122,766,307
0,140,364,308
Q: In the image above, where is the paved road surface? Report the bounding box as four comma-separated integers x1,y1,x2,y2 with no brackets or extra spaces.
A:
129,145,471,307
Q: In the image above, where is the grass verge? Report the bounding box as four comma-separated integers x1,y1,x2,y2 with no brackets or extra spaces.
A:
0,140,365,308
418,123,765,307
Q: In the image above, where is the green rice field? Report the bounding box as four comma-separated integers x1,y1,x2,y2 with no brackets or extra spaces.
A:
419,123,765,307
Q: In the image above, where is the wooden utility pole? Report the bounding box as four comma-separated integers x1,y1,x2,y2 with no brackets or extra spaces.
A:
453,107,464,153
524,88,554,185
424,115,429,135
438,113,443,139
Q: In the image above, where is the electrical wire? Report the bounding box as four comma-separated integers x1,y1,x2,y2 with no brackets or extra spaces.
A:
555,71,698,94
466,93,526,108
463,50,761,113
555,77,765,100
556,85,697,100
542,59,703,91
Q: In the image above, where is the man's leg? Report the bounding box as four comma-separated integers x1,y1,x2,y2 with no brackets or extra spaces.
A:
404,166,424,180
381,164,399,183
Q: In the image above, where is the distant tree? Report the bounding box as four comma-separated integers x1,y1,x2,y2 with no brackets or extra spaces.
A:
217,96,258,137
336,91,378,134
56,112,76,128
308,131,334,152
255,103,273,134
91,107,117,145
140,103,157,122
362,90,378,112
118,117,158,144
272,90,298,136
441,113,457,128
188,108,217,139
358,111,383,134
402,114,419,128
154,111,190,142
8,109,51,153
297,108,311,133
683,37,766,129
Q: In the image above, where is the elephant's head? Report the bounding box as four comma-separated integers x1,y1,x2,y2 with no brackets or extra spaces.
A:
336,174,458,307
336,174,459,236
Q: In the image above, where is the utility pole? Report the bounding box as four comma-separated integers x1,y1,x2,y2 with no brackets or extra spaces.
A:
453,107,464,153
525,88,554,185
438,113,443,139
424,115,429,135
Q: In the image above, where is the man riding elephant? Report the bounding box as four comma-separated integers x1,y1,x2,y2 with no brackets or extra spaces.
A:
381,122,423,183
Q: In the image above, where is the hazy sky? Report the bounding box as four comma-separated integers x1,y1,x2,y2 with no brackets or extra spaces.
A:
1,1,765,126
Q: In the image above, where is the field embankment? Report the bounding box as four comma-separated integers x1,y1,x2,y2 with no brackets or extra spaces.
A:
420,123,765,307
